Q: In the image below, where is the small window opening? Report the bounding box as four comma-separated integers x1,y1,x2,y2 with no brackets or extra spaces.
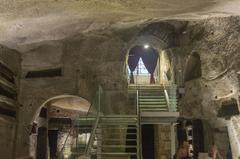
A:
25,68,62,78
217,98,239,119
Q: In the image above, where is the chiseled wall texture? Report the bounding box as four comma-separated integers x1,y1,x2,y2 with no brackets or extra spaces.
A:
177,16,240,158
14,16,240,158
0,45,21,159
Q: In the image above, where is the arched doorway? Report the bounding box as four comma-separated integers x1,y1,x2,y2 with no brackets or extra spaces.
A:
126,45,174,86
127,45,160,85
29,95,91,159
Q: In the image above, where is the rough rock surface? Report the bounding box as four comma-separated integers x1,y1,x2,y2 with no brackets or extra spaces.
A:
10,16,240,158
1,0,240,51
177,16,240,158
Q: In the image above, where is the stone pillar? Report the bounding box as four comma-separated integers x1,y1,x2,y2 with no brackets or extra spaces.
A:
155,124,171,159
36,127,48,159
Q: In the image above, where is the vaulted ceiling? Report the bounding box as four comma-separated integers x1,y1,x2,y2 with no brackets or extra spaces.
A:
1,0,240,51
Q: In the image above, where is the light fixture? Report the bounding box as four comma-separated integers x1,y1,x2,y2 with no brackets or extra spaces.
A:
144,44,149,49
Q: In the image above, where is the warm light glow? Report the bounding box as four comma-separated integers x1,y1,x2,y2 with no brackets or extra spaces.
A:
144,44,149,49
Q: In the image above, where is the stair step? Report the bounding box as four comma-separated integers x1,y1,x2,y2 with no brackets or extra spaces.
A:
140,90,164,92
100,120,137,123
139,98,166,101
97,127,137,130
94,152,137,155
139,102,167,105
140,104,167,107
101,115,138,118
100,145,137,148
140,105,168,108
140,108,168,111
139,95,165,98
140,94,165,97
139,89,164,92
140,100,166,103
97,139,137,141
96,132,136,135
100,119,137,123
140,89,164,92
140,103,167,106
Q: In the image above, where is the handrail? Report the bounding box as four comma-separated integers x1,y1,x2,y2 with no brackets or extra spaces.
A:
59,126,73,156
136,89,142,159
85,85,102,156
86,85,103,117
163,85,171,112
59,86,103,158
85,112,100,156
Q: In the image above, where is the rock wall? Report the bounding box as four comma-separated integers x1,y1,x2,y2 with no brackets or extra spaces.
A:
14,16,240,158
0,45,21,159
176,16,240,158
154,125,171,159
15,26,138,157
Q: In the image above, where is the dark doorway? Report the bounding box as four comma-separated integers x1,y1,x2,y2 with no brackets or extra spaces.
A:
142,124,155,159
193,119,204,159
36,127,48,159
48,130,58,159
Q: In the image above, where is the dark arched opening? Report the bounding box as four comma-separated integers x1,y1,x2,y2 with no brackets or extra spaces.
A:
127,45,159,85
184,52,202,82
30,95,91,159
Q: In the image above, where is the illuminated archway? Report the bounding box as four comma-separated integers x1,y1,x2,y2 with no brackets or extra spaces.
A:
29,95,91,159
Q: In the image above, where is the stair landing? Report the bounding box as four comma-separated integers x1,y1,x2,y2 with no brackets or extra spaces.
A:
141,111,179,124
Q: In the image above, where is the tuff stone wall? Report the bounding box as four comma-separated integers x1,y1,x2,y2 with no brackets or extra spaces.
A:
176,16,240,158
0,45,21,159
14,16,240,158
154,125,172,159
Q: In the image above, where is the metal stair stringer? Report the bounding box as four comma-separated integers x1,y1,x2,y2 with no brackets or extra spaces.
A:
90,115,140,159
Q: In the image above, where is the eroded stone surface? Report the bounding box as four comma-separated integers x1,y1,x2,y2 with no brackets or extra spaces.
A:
2,15,239,158
1,0,240,51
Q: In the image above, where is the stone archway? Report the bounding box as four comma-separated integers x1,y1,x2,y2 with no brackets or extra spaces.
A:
126,35,176,85
125,22,177,86
29,95,91,159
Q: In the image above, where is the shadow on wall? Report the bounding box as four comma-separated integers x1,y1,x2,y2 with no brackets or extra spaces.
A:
184,51,202,82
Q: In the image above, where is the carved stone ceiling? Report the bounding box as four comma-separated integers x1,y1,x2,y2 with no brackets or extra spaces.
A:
0,0,240,51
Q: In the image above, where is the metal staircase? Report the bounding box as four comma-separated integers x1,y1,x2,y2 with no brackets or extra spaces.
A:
59,85,178,159
63,115,140,159
138,88,168,112
94,115,139,159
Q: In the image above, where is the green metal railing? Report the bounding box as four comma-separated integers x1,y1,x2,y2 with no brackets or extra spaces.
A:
59,84,177,159
59,87,102,159
137,84,177,112
163,84,178,112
